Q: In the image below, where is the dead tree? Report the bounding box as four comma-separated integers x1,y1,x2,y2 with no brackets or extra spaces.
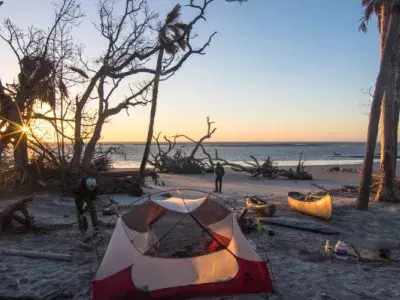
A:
215,150,313,180
149,117,216,174
0,0,86,182
74,0,217,169
1,0,218,179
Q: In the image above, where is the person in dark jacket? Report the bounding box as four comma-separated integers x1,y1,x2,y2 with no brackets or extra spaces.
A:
75,176,98,232
214,162,225,193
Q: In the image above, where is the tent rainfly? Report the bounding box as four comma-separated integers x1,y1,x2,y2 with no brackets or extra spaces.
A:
91,190,276,299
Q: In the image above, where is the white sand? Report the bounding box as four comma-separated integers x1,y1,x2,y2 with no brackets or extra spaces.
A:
1,164,400,299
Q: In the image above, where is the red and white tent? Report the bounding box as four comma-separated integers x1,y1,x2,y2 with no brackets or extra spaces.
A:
92,190,276,299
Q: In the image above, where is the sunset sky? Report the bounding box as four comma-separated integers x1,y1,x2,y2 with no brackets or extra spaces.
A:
0,0,380,142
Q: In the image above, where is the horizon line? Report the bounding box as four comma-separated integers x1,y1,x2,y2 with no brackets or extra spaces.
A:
95,140,368,144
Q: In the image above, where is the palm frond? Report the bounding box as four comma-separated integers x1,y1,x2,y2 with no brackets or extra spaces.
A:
359,21,368,33
164,42,178,55
165,4,181,25
168,25,186,51
69,66,89,79
359,0,380,33
174,22,188,32
36,82,56,108
58,78,69,99
158,26,167,43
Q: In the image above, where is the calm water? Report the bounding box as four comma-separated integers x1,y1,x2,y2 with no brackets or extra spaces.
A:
105,142,393,169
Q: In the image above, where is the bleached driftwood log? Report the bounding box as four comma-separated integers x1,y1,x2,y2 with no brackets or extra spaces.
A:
0,248,72,262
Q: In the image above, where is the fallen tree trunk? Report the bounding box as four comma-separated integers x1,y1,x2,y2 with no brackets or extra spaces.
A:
215,150,313,180
149,117,217,174
0,194,35,232
257,217,340,235
0,248,72,262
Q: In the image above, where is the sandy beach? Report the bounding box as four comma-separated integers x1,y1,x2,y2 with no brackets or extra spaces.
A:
1,163,400,300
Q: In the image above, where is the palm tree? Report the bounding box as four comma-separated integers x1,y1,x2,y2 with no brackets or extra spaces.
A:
3,56,65,169
138,4,188,183
357,2,400,209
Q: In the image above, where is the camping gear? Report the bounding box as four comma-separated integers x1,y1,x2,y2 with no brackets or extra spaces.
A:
91,190,276,299
334,240,348,259
257,217,340,235
238,217,257,234
256,220,263,236
287,192,332,220
245,196,276,217
237,209,257,234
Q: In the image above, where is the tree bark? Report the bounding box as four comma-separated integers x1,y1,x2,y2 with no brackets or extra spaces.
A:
376,51,397,202
379,4,391,175
8,102,29,171
377,4,400,202
394,67,400,173
357,7,400,210
82,115,106,168
138,48,163,182
70,102,84,168
13,133,29,168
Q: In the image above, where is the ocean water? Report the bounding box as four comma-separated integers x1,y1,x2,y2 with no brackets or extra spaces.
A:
105,142,393,169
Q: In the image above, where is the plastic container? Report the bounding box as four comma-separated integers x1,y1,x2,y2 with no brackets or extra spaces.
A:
334,240,348,259
325,240,333,257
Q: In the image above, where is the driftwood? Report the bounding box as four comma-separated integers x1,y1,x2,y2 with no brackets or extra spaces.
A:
215,150,312,180
257,217,340,235
310,183,331,193
313,174,400,198
0,248,72,261
149,117,216,174
0,195,35,232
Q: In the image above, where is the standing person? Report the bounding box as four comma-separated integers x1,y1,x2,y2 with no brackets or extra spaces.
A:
214,162,225,193
75,176,99,233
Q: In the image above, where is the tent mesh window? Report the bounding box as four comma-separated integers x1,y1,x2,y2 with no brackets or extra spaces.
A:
128,197,234,259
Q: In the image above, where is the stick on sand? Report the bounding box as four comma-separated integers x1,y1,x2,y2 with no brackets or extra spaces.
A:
0,248,72,262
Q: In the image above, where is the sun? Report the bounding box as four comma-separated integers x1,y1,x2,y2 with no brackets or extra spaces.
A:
22,126,29,133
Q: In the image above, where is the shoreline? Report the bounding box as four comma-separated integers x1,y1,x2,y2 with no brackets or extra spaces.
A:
111,159,386,170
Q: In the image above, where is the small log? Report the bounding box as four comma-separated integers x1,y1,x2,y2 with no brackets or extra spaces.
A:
0,248,72,262
215,150,256,173
257,217,340,235
310,183,330,193
0,194,35,232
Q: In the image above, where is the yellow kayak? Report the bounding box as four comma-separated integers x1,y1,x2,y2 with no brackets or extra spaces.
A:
246,197,276,217
287,192,332,220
